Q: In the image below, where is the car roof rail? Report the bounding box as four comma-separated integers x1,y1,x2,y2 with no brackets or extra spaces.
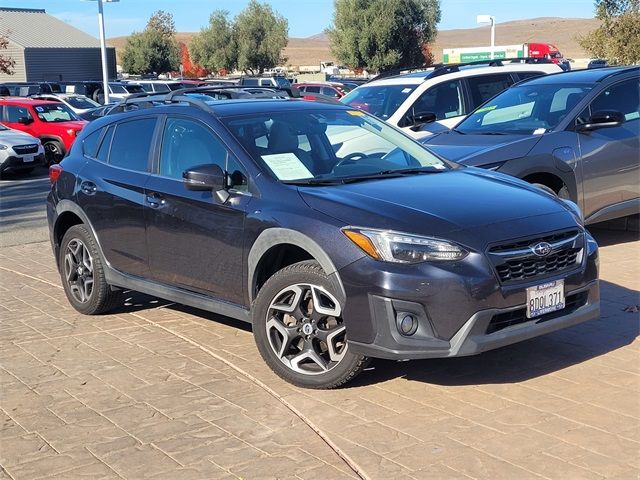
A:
427,57,554,79
370,64,442,82
112,90,215,114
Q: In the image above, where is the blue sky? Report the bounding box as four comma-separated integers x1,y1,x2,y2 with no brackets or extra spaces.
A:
13,0,595,38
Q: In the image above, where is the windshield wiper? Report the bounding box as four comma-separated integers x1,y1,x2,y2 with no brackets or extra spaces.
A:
477,131,509,135
285,168,443,186
451,127,466,135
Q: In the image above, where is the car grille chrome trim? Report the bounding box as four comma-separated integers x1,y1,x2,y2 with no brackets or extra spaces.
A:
487,229,584,283
13,144,39,155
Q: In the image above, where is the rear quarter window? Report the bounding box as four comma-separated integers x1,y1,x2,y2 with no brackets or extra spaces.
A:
82,128,102,158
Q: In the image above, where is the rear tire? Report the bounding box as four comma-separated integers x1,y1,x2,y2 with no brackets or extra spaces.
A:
59,225,120,315
253,260,368,389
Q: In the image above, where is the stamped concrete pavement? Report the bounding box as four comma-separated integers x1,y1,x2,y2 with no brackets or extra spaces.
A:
0,226,638,479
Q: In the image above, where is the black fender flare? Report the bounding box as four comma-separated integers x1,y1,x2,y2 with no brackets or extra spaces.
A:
54,199,107,264
247,228,346,304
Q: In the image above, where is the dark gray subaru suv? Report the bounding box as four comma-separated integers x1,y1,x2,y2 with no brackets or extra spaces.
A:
47,93,600,388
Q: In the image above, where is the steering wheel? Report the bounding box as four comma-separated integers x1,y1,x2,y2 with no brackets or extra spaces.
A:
334,152,368,169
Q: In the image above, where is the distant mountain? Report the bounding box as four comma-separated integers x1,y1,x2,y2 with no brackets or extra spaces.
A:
108,17,598,67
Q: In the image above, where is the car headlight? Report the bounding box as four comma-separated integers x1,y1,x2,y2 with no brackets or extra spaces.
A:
342,227,468,263
561,199,583,225
0,144,8,150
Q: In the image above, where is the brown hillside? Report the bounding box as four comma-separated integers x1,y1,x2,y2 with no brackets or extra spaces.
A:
107,17,599,67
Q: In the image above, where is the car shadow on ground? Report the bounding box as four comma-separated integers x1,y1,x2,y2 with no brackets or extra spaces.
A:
350,278,639,388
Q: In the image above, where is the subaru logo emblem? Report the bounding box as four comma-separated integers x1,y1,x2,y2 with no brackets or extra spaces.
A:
531,242,552,256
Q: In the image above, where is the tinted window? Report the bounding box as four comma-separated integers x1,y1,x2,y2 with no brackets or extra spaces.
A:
109,118,155,171
140,83,154,92
5,105,32,122
321,87,338,97
226,153,248,192
159,118,227,179
96,126,114,163
305,86,321,93
590,78,640,122
83,129,102,158
467,74,514,108
411,80,464,121
242,78,259,86
517,72,544,81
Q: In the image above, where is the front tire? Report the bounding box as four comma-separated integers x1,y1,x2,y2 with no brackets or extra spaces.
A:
44,140,64,165
59,225,120,315
253,261,368,389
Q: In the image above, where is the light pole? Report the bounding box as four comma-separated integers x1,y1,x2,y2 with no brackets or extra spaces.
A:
88,0,119,104
476,15,496,59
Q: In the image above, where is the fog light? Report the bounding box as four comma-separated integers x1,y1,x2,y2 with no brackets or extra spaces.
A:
396,312,418,336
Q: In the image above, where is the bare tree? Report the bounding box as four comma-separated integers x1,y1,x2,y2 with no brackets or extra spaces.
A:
0,31,15,75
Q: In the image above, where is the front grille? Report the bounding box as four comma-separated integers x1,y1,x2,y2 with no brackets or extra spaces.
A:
488,229,584,283
13,144,38,155
486,291,588,334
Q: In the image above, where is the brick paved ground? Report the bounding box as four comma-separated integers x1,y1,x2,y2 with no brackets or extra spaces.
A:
0,226,638,479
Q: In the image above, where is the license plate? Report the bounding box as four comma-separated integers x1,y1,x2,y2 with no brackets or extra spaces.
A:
23,155,34,163
526,280,565,318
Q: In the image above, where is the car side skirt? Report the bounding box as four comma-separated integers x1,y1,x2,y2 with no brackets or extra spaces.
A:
585,198,640,225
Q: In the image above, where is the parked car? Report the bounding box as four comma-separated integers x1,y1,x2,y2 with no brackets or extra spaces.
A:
422,66,639,225
587,59,609,69
132,80,184,93
0,81,63,97
0,97,87,164
341,59,563,138
295,82,350,99
63,81,145,104
0,123,46,175
238,76,291,88
32,93,101,115
77,103,118,122
48,95,599,389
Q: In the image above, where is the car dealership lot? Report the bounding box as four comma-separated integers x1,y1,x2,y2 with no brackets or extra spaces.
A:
0,225,638,479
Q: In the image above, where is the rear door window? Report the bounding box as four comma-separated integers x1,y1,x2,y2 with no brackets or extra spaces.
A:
467,74,515,108
108,118,156,172
305,86,321,94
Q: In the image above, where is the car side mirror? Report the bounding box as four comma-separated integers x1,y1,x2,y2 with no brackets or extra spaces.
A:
409,112,437,131
183,164,229,202
576,110,624,132
18,116,33,125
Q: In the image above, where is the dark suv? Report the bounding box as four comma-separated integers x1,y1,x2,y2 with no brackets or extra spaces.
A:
47,93,600,388
422,66,640,225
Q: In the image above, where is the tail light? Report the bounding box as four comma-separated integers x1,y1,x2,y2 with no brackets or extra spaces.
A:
49,164,63,184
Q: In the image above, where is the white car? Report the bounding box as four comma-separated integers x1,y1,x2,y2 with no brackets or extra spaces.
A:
33,93,100,115
0,123,46,175
341,60,563,139
131,80,183,93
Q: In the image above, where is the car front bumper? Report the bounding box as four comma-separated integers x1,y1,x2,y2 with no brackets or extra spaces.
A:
341,231,600,360
0,151,46,172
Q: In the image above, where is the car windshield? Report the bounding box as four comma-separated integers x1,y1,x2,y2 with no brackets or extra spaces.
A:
109,84,128,93
151,83,171,92
341,84,417,120
455,83,593,135
66,96,100,109
34,104,78,122
222,108,448,184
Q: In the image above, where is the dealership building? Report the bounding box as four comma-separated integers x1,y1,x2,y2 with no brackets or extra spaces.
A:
0,7,116,82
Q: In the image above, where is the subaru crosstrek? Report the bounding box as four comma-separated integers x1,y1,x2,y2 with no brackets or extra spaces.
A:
47,93,599,388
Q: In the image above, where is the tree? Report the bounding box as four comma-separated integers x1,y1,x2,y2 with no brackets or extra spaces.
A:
0,31,15,75
578,0,640,64
179,43,208,78
189,10,237,73
234,0,288,74
121,10,180,75
327,0,441,72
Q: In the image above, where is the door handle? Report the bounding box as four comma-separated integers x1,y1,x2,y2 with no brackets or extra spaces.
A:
80,181,97,195
145,193,166,209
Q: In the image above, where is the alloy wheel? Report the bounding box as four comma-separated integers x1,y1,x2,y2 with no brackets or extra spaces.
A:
266,283,348,375
63,238,94,303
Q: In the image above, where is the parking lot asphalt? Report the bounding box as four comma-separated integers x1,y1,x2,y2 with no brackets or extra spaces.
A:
0,224,638,479
0,166,50,248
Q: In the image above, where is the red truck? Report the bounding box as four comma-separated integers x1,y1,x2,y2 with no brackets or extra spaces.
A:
0,97,87,164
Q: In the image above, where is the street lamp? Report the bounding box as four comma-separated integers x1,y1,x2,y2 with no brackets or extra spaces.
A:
87,0,119,104
476,14,495,59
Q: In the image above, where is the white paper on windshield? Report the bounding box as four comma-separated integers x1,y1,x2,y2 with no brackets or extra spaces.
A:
533,128,546,135
261,153,313,180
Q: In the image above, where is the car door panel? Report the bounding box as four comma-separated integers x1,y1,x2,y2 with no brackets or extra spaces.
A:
144,116,249,304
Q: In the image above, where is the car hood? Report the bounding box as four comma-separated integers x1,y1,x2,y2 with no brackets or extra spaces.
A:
0,130,39,145
47,120,87,130
422,130,542,165
299,168,576,244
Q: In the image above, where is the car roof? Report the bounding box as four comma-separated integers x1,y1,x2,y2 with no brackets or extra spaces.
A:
521,66,638,85
205,98,350,117
0,97,61,105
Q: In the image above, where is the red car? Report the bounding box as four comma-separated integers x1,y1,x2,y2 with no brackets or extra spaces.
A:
0,97,87,164
295,82,350,99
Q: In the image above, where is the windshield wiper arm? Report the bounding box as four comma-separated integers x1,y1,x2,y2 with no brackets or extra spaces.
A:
477,131,509,135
